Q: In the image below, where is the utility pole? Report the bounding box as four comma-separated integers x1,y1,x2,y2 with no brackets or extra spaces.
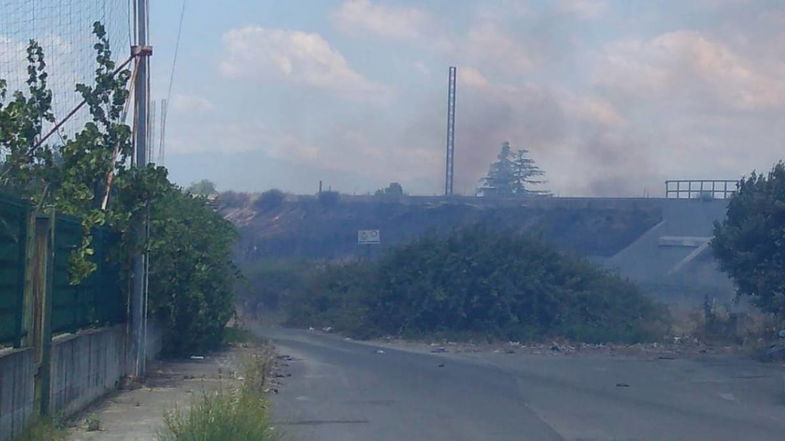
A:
131,0,151,378
444,66,457,196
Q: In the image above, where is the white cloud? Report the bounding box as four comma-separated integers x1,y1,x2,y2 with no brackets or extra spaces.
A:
465,23,537,75
332,0,431,40
596,31,785,111
561,93,624,126
219,26,389,101
458,67,489,88
172,94,214,113
556,0,609,20
167,119,319,162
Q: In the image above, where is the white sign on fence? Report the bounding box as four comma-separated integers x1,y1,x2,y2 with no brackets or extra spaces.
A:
358,229,381,245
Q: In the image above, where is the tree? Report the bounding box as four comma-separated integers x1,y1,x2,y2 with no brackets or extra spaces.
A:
712,163,785,319
0,22,151,282
0,24,240,354
374,182,404,202
187,179,217,196
512,148,549,196
478,142,548,197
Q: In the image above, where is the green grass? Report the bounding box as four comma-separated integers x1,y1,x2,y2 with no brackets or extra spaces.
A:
221,326,258,345
13,417,65,441
156,346,279,441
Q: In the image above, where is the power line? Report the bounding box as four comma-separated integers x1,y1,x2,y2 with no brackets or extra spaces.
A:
166,0,186,102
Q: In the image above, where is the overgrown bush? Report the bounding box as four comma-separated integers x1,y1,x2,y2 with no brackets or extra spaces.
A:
253,189,285,212
287,228,669,343
217,191,248,210
239,259,314,312
13,417,65,441
317,190,340,208
148,186,239,355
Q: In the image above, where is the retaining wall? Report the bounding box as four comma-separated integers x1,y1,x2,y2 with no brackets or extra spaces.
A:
0,323,162,441
0,348,34,441
49,326,126,417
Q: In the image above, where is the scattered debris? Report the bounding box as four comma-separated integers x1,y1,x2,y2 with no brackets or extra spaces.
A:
763,342,785,361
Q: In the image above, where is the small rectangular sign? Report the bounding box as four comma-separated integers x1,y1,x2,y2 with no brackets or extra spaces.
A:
358,229,381,245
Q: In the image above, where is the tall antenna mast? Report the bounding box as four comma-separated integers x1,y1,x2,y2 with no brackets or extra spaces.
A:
445,66,457,196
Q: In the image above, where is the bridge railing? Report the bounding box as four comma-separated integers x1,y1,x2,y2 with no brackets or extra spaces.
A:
665,180,739,200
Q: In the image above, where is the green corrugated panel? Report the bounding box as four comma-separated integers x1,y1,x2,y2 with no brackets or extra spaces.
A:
0,194,30,346
52,215,83,334
51,216,125,333
93,228,125,324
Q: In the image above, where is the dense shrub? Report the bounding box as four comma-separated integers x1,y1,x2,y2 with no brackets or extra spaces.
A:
217,191,248,210
317,190,340,208
253,189,286,212
148,187,239,355
239,259,314,311
287,228,669,343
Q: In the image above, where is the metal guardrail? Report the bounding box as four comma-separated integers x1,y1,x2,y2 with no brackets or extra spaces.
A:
665,180,739,199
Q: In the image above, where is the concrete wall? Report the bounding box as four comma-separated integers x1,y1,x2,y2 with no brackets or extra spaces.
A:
0,323,163,441
0,348,34,441
49,327,126,417
604,198,734,307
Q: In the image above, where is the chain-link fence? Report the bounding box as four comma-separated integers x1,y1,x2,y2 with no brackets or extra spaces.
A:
0,0,131,137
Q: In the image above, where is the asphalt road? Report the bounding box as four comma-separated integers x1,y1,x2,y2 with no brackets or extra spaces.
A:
257,327,785,441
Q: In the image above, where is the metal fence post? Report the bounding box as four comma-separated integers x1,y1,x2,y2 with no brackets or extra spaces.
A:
32,208,55,416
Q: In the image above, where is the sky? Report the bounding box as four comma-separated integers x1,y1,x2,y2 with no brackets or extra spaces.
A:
146,0,785,197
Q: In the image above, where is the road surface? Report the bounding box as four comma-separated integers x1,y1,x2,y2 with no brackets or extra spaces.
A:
257,327,785,441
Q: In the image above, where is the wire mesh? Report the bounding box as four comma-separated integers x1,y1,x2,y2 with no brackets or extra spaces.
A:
0,0,131,138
